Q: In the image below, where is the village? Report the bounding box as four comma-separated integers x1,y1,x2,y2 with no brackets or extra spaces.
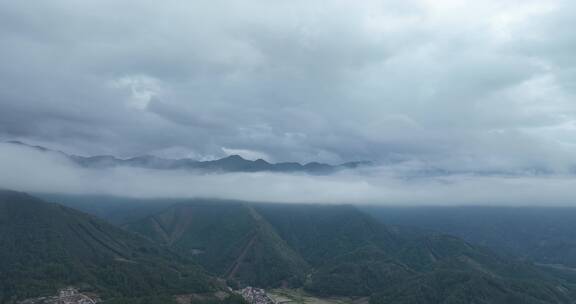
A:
18,285,356,304
18,287,99,304
239,287,276,304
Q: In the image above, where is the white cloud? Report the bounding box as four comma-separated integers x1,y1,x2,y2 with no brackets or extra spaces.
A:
0,0,575,172
2,143,576,206
110,75,163,110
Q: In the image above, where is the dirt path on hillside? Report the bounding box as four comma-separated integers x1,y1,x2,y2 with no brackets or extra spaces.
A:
151,217,172,244
226,232,258,280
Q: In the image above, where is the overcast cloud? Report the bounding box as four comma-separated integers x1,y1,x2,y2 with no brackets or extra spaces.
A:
1,0,576,199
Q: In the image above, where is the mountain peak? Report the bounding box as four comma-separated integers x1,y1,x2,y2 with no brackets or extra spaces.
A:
222,154,246,161
3,140,372,174
254,158,270,164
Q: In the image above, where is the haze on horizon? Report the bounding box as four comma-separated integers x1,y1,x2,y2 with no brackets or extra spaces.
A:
1,0,576,205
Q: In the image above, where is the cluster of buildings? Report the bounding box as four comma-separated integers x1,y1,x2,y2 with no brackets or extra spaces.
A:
21,285,278,304
239,287,276,304
19,287,99,304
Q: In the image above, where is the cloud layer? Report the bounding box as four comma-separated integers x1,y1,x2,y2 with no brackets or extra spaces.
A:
2,143,576,206
1,0,576,173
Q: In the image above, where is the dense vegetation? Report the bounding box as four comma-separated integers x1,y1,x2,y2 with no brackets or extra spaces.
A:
0,190,214,303
126,200,576,303
6,192,576,303
254,204,400,265
126,202,308,288
38,193,173,225
364,206,576,267
256,204,576,303
369,270,574,304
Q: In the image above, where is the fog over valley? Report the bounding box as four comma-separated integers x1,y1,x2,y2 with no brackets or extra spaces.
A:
2,142,576,205
2,1,576,208
4,1,576,303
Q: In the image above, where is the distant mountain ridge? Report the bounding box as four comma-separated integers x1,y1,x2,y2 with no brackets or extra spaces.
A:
4,140,371,174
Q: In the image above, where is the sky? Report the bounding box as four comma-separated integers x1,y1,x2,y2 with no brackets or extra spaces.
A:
1,0,576,204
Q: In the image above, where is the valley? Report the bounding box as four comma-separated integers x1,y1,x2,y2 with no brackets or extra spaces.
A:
4,1,576,302
267,289,368,304
3,190,576,303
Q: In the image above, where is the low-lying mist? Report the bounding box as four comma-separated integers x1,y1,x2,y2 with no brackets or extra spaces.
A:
1,142,576,206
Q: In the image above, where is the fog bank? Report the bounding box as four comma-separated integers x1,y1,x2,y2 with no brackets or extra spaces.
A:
2,143,576,206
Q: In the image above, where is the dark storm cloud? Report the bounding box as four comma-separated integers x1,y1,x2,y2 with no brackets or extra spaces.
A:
1,0,575,170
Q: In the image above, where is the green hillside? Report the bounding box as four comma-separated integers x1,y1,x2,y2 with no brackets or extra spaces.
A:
370,269,573,304
364,206,576,268
15,193,576,303
255,204,576,303
126,200,576,303
126,202,308,288
254,204,400,266
0,190,215,303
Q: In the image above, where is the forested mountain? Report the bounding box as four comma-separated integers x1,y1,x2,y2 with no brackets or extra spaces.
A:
126,202,308,288
124,200,576,303
4,190,576,303
0,190,215,303
37,193,176,225
363,206,576,268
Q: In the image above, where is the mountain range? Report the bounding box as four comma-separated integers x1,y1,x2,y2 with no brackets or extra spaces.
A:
0,190,216,304
3,141,370,174
7,140,576,178
9,191,576,304
364,206,576,269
